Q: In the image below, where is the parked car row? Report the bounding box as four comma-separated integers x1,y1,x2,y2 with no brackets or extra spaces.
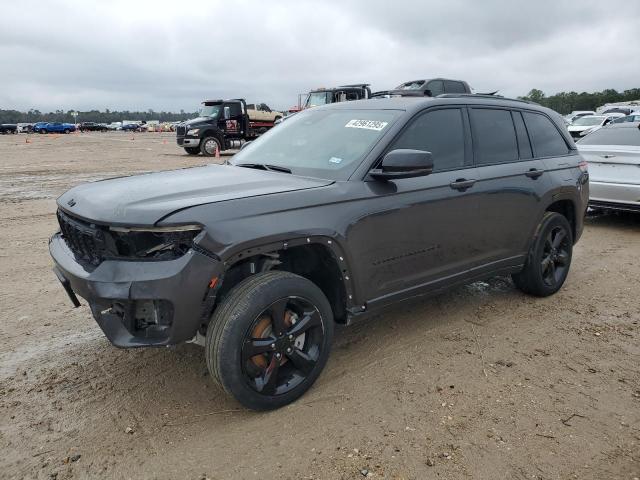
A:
577,121,640,213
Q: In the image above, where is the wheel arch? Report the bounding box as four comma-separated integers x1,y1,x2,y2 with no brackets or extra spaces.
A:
544,197,577,243
209,236,357,326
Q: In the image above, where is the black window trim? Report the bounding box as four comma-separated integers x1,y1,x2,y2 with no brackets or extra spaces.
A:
520,109,574,159
373,105,474,175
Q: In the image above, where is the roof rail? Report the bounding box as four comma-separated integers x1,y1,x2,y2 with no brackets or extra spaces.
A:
437,93,536,105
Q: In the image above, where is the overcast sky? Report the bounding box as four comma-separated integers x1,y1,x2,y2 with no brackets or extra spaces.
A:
1,0,638,112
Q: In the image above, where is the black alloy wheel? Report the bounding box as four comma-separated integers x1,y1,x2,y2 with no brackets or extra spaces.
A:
512,211,573,297
206,271,334,410
540,225,570,287
241,296,324,396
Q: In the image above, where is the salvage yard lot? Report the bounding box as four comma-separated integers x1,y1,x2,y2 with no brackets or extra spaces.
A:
0,132,638,479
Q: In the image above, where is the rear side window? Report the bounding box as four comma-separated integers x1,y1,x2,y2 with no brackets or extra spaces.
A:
391,108,466,171
523,112,569,157
444,80,467,93
470,108,518,165
577,126,640,146
512,111,533,159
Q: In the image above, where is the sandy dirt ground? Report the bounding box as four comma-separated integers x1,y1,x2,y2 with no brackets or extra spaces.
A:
0,132,638,480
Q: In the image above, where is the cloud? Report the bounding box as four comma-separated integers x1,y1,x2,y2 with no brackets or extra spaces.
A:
0,0,638,112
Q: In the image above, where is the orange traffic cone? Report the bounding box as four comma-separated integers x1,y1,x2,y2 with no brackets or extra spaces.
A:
25,137,30,144
215,145,220,159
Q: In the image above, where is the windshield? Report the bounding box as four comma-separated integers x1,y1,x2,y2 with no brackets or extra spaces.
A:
230,108,401,180
396,81,425,90
305,92,329,108
199,105,221,118
573,116,604,126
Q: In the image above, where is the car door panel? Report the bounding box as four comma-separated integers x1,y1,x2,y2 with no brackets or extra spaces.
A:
346,167,480,302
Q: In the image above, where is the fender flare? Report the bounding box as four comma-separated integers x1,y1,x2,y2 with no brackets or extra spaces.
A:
220,235,360,312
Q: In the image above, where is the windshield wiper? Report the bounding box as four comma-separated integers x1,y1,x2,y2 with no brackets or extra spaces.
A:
236,163,292,174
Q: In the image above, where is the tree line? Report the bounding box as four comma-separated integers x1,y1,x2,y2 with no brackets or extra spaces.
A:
2,87,639,123
0,109,198,124
518,88,640,115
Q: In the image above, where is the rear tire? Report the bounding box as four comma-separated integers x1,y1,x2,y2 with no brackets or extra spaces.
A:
512,212,573,297
184,147,200,155
205,271,334,410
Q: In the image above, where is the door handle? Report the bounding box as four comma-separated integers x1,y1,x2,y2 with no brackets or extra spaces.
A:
525,168,544,179
449,178,476,191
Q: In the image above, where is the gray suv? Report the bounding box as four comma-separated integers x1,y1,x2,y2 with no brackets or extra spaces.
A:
50,95,589,410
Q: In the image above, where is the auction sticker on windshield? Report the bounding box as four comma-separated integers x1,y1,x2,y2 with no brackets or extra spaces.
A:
345,119,388,131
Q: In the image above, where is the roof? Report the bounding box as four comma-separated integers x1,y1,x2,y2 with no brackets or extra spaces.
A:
316,95,549,115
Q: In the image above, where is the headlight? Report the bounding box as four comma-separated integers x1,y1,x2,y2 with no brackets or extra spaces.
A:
186,128,200,136
108,225,202,260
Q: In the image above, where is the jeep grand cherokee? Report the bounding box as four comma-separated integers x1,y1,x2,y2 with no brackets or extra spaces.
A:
50,95,589,410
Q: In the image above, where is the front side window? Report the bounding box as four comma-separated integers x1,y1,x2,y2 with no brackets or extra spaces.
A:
389,108,465,171
523,112,569,157
470,108,518,165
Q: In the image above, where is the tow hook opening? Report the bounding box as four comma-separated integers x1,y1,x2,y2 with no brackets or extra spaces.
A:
104,300,174,337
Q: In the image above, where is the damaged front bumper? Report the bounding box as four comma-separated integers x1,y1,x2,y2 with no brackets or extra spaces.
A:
49,232,222,347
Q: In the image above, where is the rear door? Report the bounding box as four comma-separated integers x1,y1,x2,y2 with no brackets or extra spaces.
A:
468,108,554,267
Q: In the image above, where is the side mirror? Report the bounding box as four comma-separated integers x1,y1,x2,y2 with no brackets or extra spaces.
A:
423,89,433,97
370,149,434,181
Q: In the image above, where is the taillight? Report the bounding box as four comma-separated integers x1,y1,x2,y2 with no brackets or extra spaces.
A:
578,160,588,172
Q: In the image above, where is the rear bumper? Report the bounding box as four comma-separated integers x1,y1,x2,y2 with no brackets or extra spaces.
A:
589,180,640,212
49,233,222,347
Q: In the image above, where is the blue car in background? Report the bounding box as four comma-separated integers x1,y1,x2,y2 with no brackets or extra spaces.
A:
33,122,77,134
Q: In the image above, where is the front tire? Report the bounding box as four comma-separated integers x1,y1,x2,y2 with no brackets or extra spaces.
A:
205,271,334,410
200,136,222,157
184,147,200,155
64,129,70,134
512,212,573,297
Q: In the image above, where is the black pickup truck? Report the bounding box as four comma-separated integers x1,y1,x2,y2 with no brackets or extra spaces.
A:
176,98,272,156
50,94,588,410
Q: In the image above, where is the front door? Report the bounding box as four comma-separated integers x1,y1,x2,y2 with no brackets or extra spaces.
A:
347,107,481,305
220,102,246,139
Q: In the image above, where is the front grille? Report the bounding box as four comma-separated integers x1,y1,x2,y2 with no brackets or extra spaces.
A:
57,211,106,266
176,125,186,136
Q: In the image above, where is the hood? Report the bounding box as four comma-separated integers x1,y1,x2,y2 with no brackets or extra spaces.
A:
181,117,217,127
57,165,333,225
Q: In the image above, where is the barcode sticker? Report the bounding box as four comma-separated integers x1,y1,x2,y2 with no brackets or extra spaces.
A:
345,119,388,131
